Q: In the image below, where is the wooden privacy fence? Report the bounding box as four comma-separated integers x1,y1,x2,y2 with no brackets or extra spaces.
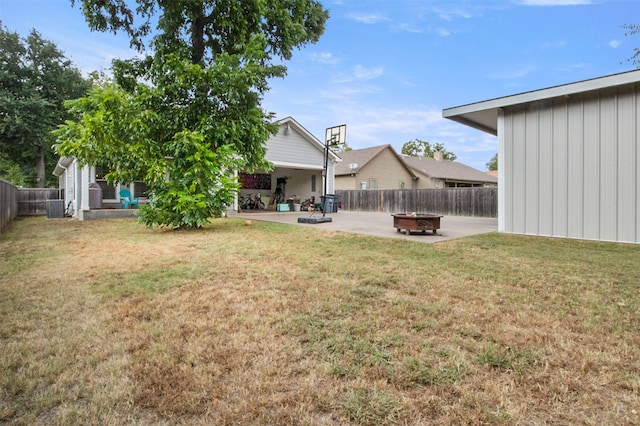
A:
17,188,63,216
0,178,18,234
335,187,497,217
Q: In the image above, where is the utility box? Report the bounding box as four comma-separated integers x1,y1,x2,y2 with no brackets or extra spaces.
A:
47,199,64,219
88,182,102,209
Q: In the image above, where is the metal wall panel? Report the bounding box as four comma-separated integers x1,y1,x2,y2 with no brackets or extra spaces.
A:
510,109,527,233
616,89,637,243
500,83,640,243
551,98,568,237
524,104,540,234
538,101,554,236
598,90,618,241
582,95,600,240
566,99,584,239
636,88,640,243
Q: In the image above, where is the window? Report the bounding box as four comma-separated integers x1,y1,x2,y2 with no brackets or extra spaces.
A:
311,174,317,192
95,166,116,199
399,181,405,189
134,181,149,198
369,178,378,189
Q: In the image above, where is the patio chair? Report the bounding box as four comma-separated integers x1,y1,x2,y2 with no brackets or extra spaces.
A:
119,189,139,209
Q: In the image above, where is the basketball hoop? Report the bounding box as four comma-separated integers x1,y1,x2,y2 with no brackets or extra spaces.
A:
325,124,346,147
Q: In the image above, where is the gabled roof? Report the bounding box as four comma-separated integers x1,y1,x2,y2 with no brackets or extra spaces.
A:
402,155,497,184
442,69,640,135
334,144,415,177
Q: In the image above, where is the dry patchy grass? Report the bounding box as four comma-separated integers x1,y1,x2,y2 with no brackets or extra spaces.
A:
0,216,638,425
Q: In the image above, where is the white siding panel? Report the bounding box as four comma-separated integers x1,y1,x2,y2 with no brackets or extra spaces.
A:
599,90,618,241
478,77,639,243
551,98,569,237
265,129,325,167
525,104,540,234
637,88,640,243
566,100,584,238
582,96,600,240
511,109,527,233
617,88,637,242
497,110,506,232
538,101,554,236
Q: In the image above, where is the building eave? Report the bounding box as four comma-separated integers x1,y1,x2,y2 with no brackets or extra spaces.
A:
442,69,640,135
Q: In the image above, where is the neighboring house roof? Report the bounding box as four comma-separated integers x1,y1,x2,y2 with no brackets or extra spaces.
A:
442,69,640,135
402,155,498,184
335,144,415,177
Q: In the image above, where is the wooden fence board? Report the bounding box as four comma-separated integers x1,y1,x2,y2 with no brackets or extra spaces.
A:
17,188,62,216
0,178,18,234
335,187,497,217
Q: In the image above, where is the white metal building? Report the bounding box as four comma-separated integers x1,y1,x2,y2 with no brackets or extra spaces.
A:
443,69,640,244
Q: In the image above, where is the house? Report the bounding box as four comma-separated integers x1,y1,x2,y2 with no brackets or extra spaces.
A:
334,145,417,190
334,144,496,190
443,69,640,244
53,116,340,219
401,152,497,189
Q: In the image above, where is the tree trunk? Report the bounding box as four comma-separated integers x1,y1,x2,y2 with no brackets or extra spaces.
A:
36,143,46,188
190,9,205,64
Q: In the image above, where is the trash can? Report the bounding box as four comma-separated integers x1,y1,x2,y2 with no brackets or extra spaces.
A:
321,194,337,213
88,182,102,209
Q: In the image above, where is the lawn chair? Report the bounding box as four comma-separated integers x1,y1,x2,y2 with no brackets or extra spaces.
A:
119,189,139,209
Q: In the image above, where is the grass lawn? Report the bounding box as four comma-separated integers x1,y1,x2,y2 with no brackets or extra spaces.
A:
1,216,638,425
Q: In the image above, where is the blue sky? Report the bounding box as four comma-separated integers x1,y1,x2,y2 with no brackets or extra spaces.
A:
1,0,638,171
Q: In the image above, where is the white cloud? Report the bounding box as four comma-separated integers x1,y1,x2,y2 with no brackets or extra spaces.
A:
541,40,567,49
556,62,586,72
352,65,384,80
432,7,474,21
310,52,339,65
433,27,452,37
332,65,384,84
516,0,592,5
489,65,536,80
609,40,621,48
349,13,389,24
395,22,423,34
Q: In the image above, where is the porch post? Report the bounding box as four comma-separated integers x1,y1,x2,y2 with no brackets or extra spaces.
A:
80,165,90,212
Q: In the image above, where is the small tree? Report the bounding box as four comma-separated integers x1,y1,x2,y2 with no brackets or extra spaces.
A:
401,139,457,161
486,153,498,171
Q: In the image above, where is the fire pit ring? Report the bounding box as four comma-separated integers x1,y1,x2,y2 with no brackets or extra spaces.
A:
391,213,443,235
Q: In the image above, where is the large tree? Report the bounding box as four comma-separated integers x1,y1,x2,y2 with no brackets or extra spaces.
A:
0,25,90,187
56,0,328,228
401,139,457,161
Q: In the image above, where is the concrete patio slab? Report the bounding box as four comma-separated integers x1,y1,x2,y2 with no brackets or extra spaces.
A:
237,210,498,243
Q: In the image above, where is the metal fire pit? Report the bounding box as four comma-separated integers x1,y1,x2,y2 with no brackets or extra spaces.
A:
392,213,443,235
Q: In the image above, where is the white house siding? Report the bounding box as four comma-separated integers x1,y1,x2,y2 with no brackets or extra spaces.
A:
265,127,326,168
259,123,337,199
501,84,640,243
